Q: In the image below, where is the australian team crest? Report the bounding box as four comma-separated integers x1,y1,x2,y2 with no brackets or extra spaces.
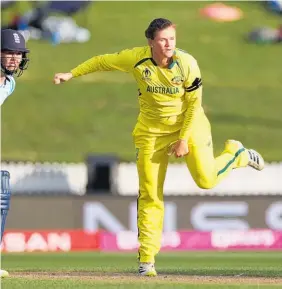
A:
142,68,152,81
171,75,184,85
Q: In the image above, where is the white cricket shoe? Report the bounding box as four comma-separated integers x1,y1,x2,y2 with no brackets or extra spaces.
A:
226,140,264,171
139,262,157,277
247,149,264,171
0,269,9,278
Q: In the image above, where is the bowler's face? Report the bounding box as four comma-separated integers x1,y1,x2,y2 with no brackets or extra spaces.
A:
150,26,176,58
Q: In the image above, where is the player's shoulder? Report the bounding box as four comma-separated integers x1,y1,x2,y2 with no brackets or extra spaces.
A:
6,75,15,83
130,46,150,55
126,46,152,68
5,75,16,94
176,48,198,64
119,46,148,57
128,46,150,61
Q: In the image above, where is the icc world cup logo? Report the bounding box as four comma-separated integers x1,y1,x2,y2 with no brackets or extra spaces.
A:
142,68,152,81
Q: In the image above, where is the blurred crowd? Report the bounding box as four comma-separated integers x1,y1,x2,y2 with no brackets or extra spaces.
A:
1,0,93,45
248,0,282,44
1,0,281,45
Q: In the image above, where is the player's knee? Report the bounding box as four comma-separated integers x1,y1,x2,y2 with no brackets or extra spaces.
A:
195,176,215,189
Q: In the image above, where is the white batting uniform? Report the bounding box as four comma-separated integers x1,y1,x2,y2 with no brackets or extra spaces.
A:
0,74,15,278
0,75,16,106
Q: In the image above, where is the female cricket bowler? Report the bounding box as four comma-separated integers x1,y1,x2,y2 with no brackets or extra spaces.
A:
53,18,264,277
0,29,29,277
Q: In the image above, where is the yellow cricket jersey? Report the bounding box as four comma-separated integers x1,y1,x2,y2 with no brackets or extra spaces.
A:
71,46,203,140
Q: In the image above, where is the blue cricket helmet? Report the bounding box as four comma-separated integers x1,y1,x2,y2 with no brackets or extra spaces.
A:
1,29,29,76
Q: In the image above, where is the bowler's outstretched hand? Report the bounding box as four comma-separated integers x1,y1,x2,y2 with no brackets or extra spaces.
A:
53,72,73,84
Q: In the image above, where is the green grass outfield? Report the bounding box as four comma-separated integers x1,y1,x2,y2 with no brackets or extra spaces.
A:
1,2,282,162
1,252,282,288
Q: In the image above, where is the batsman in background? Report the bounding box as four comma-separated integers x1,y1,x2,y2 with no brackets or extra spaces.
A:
53,18,264,277
0,29,29,277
